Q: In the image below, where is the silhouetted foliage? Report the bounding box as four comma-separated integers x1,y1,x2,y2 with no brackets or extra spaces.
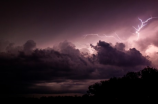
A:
1,66,158,103
86,66,158,101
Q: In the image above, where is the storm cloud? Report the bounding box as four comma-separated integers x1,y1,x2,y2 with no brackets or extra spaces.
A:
0,40,150,94
91,41,150,67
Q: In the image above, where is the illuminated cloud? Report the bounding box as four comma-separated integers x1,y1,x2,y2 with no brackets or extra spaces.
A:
91,41,150,67
0,40,150,94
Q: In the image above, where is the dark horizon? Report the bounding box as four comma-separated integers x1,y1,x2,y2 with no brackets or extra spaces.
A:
1,66,158,104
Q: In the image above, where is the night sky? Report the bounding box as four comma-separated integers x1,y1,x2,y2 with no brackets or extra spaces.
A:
1,0,158,96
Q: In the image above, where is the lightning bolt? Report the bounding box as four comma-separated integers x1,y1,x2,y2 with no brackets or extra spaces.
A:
133,16,157,40
83,16,157,42
83,33,123,42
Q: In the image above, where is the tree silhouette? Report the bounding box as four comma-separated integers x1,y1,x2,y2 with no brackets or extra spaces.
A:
86,66,158,101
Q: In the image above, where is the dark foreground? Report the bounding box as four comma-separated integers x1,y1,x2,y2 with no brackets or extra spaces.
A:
0,96,158,103
1,67,158,103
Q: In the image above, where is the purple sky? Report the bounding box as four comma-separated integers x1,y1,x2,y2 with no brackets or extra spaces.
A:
0,0,158,96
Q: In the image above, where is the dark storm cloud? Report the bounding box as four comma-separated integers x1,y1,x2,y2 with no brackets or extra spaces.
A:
0,40,150,94
23,40,36,54
91,41,151,67
0,40,93,94
115,43,125,51
53,40,81,60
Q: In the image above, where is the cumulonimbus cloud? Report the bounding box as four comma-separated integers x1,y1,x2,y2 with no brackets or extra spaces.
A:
0,40,150,94
91,41,151,67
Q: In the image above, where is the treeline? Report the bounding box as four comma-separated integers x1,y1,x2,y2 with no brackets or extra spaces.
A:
84,66,158,101
1,66,158,103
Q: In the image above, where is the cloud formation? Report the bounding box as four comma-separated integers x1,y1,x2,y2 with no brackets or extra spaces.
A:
0,40,150,94
23,40,36,54
91,41,150,67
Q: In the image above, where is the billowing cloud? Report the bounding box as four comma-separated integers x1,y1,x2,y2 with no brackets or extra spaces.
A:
23,40,36,54
91,41,150,67
0,40,150,94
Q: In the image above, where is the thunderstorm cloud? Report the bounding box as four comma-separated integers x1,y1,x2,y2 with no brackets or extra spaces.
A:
0,40,150,94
